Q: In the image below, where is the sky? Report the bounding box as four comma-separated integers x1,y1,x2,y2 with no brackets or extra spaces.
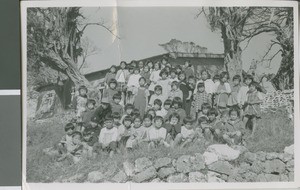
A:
79,7,282,75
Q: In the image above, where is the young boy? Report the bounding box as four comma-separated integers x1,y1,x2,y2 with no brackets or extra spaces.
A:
117,115,133,150
82,99,97,127
147,116,168,148
111,93,124,116
58,123,75,153
164,113,182,147
82,116,101,138
94,97,112,126
179,116,196,148
94,116,118,157
121,103,134,123
74,85,88,118
126,116,146,149
203,108,221,142
82,129,98,158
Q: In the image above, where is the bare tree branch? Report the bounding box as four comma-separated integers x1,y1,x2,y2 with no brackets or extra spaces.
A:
80,22,120,39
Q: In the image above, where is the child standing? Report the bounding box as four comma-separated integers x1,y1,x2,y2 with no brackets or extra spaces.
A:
178,72,190,112
148,61,161,94
157,69,171,101
74,85,88,118
243,82,263,137
238,74,253,109
192,82,211,119
133,77,149,118
194,70,216,95
169,68,179,83
169,81,183,100
115,61,130,103
147,116,168,148
103,79,119,104
58,123,75,153
127,67,142,103
140,66,151,87
81,99,97,128
228,75,242,108
105,65,117,87
94,97,112,126
184,60,194,80
198,103,211,120
215,72,231,113
110,93,123,116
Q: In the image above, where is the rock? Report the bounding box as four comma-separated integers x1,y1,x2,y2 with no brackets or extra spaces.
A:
133,166,157,183
264,159,286,174
256,173,267,182
250,161,264,174
288,172,294,181
286,159,294,172
151,178,162,182
203,152,219,165
207,171,225,182
280,174,289,182
87,171,105,182
208,161,234,175
256,151,266,162
220,174,228,181
228,169,244,182
232,145,248,154
279,153,293,163
172,159,177,167
123,161,135,177
242,172,257,182
158,167,176,178
264,174,280,182
104,164,117,178
284,144,294,155
135,157,153,173
206,144,240,161
266,152,280,160
154,157,172,169
238,162,251,174
189,172,206,182
111,171,127,183
61,173,85,183
176,155,191,173
190,153,205,171
167,173,188,183
244,152,257,164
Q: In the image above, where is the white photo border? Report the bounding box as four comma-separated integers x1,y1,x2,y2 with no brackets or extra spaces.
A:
21,0,299,190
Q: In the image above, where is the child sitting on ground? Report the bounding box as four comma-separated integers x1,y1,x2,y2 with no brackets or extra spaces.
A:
223,107,245,146
164,112,182,147
94,97,112,126
179,116,196,148
203,108,222,142
94,116,118,157
111,93,124,116
117,115,133,151
82,129,98,158
147,116,168,149
143,114,154,136
58,123,75,153
82,116,101,137
165,97,186,124
198,103,211,120
126,116,146,150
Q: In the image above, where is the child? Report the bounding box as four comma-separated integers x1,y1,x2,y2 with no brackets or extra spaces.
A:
192,82,212,119
127,67,142,103
157,69,171,101
111,93,124,116
82,99,97,127
184,60,194,79
121,103,134,123
243,82,263,137
196,116,208,138
169,81,183,100
215,72,231,113
133,77,149,118
58,123,75,153
165,97,186,124
82,130,98,158
94,116,118,157
238,74,253,108
138,61,144,72
147,116,168,148
126,116,147,149
178,72,190,112
103,79,119,103
149,85,164,107
228,75,242,107
169,68,179,83
105,65,117,86
198,103,211,120
223,108,245,146
153,99,166,118
164,113,182,147
58,131,83,164
146,108,156,120
74,85,88,118
132,108,141,120
82,116,101,138
180,116,196,148
202,108,220,142
115,61,130,89
163,99,172,113
94,97,112,126
118,115,133,149
194,70,216,95
143,114,154,130
148,61,161,94
146,61,154,73
141,66,151,87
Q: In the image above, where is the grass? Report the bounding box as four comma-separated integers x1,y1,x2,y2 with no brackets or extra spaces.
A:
26,108,294,182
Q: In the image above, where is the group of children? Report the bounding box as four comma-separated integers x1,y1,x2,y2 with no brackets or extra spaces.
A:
56,59,265,163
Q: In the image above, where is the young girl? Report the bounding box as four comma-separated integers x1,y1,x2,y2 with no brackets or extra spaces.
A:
127,67,142,104
165,97,187,124
103,79,119,104
194,70,216,95
146,60,154,73
149,85,164,107
121,103,134,123
180,116,196,148
169,81,183,100
227,75,242,108
215,72,231,113
148,61,161,94
178,72,191,113
169,68,179,83
118,115,133,149
243,82,263,137
147,116,168,148
126,117,147,149
74,85,88,118
115,61,130,101
198,103,211,120
105,65,117,87
138,61,144,72
184,60,194,80
133,77,149,118
164,113,182,147
141,66,151,87
157,69,171,101
192,82,211,119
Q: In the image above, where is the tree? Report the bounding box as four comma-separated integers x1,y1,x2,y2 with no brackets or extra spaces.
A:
78,37,100,71
197,7,294,90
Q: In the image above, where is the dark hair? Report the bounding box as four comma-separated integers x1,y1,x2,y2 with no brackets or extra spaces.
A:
220,71,229,80
198,116,208,124
164,99,173,106
169,112,180,122
172,97,182,108
229,107,240,118
104,115,114,122
197,82,205,89
207,108,218,117
113,93,122,100
188,75,195,81
249,81,260,90
201,70,211,79
154,99,162,107
170,68,177,75
139,77,146,82
233,75,241,82
112,112,121,119
109,78,118,85
110,65,117,73
82,129,93,136
143,114,153,121
244,74,254,81
72,131,82,139
159,69,169,77
147,108,156,117
185,60,192,67
133,67,140,73
154,85,163,92
86,99,96,106
146,61,154,69
65,123,75,132
132,108,141,118
78,85,88,92
138,61,144,67
134,116,142,122
154,115,164,123
122,115,132,124
178,72,186,80
201,102,211,111
171,81,179,88
213,74,220,81
183,116,195,124
154,61,161,69
125,103,134,110
120,61,126,66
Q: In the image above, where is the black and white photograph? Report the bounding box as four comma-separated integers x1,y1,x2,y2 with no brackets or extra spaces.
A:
22,0,299,187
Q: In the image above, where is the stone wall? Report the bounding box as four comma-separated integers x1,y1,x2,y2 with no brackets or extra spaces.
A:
58,144,294,183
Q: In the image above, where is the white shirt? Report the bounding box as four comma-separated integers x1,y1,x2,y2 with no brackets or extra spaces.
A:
156,108,168,118
237,85,249,105
99,127,118,146
148,127,167,141
127,74,141,88
181,126,195,139
194,79,216,94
